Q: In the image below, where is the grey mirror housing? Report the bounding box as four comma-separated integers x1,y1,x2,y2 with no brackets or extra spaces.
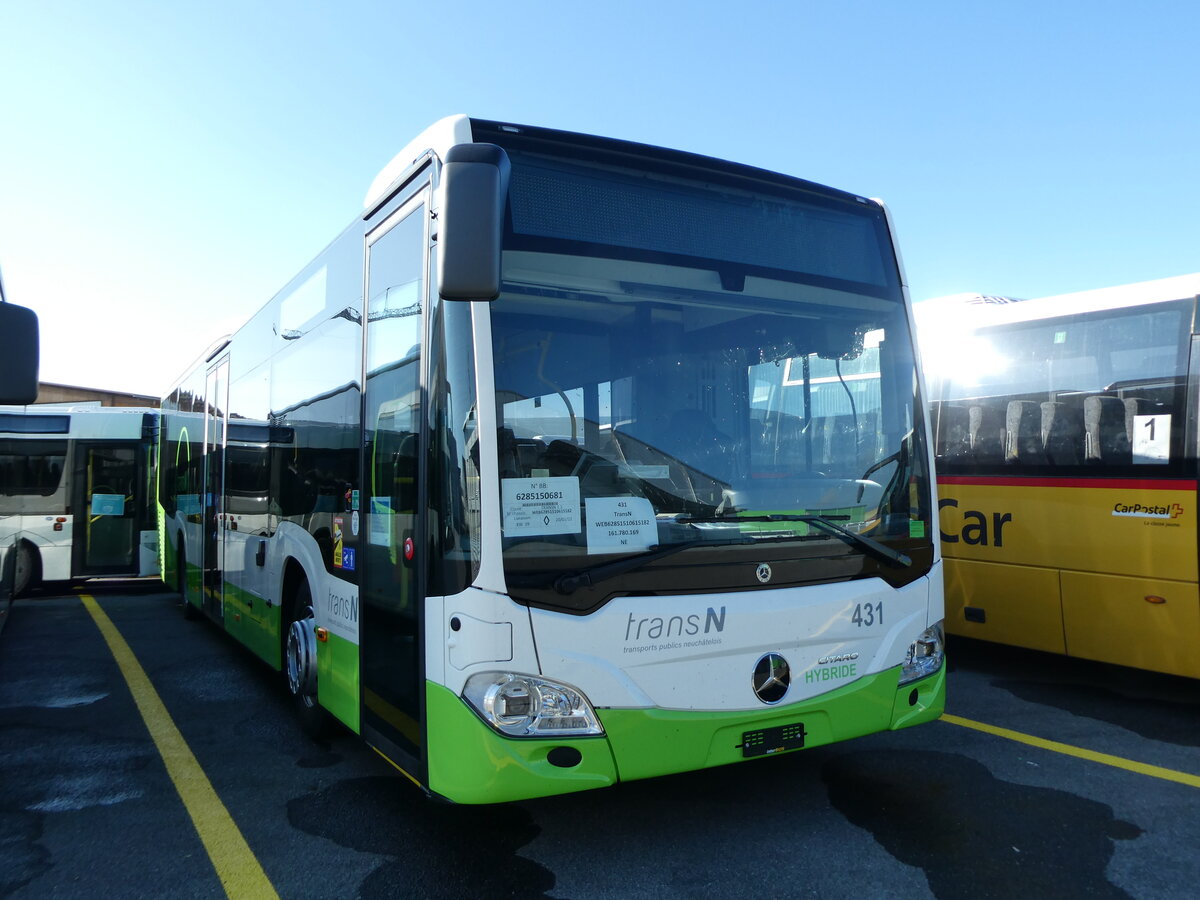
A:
436,143,511,301
0,302,39,404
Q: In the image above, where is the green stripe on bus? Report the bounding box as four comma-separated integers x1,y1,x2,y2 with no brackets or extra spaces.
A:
319,629,360,733
423,665,945,803
600,664,945,782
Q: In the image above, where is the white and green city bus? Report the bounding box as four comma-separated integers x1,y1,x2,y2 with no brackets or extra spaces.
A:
159,116,945,803
1,405,160,595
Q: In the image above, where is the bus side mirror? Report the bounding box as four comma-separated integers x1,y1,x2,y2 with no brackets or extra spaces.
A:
436,143,511,302
0,302,39,404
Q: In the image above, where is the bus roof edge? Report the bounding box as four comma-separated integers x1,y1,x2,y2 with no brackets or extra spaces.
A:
363,114,474,210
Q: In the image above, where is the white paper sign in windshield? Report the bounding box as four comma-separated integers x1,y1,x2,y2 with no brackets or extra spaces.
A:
585,496,657,554
502,477,581,536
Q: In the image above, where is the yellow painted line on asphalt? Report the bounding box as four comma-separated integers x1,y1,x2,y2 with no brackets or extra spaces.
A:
81,594,280,900
372,746,424,790
943,712,1200,789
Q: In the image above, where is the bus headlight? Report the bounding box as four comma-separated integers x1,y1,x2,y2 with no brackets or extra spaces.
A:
462,672,604,738
899,622,945,685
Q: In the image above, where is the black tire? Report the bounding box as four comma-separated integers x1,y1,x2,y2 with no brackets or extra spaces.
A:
285,577,331,737
14,541,39,597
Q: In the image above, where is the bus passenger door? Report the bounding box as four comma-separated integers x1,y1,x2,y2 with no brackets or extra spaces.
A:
72,441,140,577
203,357,229,620
361,193,427,767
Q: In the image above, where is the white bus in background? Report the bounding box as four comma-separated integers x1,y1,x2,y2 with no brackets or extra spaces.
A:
0,405,160,594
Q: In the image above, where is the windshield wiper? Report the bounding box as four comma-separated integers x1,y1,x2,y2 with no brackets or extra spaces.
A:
675,513,912,568
509,514,911,598
509,531,803,596
794,514,912,568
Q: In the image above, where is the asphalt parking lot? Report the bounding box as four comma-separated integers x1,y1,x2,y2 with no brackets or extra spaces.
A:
1,583,1197,899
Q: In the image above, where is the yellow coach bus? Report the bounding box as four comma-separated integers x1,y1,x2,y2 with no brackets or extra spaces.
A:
920,274,1200,678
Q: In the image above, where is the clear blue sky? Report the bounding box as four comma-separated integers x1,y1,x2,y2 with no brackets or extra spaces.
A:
2,0,1197,397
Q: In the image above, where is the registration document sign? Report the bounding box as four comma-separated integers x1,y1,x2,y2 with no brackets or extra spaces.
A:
502,477,581,537
584,496,657,554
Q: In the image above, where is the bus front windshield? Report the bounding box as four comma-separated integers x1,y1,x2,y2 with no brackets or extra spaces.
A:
488,143,932,609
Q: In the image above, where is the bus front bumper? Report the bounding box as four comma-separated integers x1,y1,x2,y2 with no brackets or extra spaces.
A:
424,662,945,804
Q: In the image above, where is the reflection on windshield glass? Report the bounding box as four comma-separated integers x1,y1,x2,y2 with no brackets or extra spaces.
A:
492,253,923,564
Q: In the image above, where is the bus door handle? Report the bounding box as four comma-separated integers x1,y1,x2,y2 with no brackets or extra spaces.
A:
255,541,266,567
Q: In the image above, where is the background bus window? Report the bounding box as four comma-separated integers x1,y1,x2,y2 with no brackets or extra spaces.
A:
930,302,1190,473
0,440,67,499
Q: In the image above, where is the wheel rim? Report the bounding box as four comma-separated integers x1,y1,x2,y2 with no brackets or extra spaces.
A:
286,614,319,707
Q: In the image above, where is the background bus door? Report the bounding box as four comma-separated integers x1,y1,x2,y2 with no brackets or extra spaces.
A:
203,357,229,620
360,196,426,767
71,440,139,577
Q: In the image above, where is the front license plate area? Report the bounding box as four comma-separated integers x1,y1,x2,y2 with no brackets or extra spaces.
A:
741,722,807,758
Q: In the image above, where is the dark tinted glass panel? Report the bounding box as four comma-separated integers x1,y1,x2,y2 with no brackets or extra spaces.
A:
361,200,426,757
428,286,481,595
0,439,68,495
505,152,895,291
0,414,70,434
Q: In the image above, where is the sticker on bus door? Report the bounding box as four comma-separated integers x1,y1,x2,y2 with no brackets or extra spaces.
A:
501,477,581,536
91,494,125,516
369,497,391,545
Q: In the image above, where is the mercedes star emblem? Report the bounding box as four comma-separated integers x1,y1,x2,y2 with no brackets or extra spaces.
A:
752,652,790,704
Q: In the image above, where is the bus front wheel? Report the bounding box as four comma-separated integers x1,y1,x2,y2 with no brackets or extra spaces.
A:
285,578,330,737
